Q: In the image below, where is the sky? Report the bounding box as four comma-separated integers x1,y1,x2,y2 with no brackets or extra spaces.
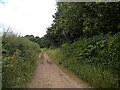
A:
0,0,57,37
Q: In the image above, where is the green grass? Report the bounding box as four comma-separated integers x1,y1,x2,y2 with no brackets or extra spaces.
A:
47,49,119,88
2,31,41,88
46,31,119,89
46,48,65,64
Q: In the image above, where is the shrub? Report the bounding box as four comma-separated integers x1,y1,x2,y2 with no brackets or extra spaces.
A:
48,32,120,88
2,31,40,88
61,33,120,87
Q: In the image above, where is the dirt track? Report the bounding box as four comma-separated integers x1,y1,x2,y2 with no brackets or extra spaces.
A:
27,53,90,88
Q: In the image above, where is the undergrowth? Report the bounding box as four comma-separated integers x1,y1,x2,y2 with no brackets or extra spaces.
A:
2,31,40,88
47,33,120,88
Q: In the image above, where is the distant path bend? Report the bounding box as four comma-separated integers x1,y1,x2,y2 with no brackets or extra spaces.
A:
27,53,90,88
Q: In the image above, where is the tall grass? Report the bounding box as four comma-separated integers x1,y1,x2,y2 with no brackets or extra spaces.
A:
2,31,40,88
47,33,120,88
46,48,64,64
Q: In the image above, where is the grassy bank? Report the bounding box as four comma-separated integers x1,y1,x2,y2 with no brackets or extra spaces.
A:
47,33,120,88
2,31,40,88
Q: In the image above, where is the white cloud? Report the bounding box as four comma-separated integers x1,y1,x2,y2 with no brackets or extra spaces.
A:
0,0,57,37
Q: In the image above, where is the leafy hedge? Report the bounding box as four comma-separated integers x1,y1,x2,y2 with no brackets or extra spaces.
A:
2,31,40,88
60,33,120,88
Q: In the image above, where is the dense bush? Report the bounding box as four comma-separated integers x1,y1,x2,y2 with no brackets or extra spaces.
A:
45,2,120,47
47,32,120,88
2,31,40,88
61,33,120,88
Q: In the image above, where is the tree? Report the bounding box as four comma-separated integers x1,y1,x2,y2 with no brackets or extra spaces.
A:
45,2,120,47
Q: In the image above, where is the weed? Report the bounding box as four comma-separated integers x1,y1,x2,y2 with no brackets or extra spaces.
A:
2,31,40,88
46,33,120,88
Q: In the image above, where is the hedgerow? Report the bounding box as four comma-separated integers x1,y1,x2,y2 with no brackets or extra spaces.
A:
2,31,40,88
62,33,120,88
48,33,120,88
